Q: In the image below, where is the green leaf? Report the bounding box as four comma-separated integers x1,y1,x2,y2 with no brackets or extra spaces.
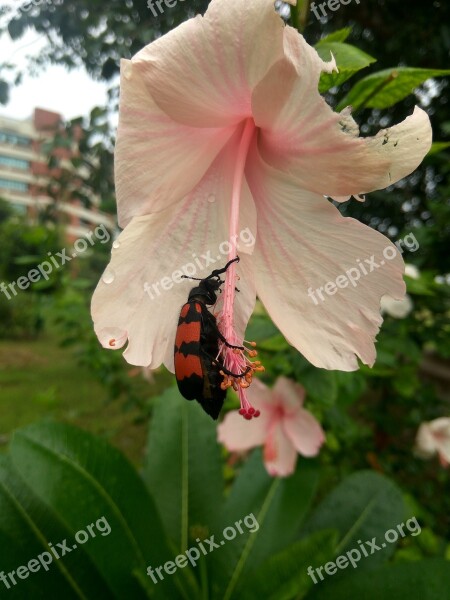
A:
13,255,42,265
317,28,352,44
143,387,224,552
337,67,450,111
210,450,319,600
406,273,436,296
0,455,105,599
334,371,367,409
237,530,338,600
259,334,289,352
427,141,450,156
7,18,26,41
301,368,338,407
0,80,9,105
9,421,179,599
315,42,376,93
307,559,450,600
302,471,405,570
245,315,280,342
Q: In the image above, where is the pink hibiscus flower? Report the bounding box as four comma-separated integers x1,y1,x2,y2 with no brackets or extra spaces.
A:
91,0,432,419
217,377,325,477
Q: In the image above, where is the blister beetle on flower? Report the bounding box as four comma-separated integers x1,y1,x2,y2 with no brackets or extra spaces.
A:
174,257,264,420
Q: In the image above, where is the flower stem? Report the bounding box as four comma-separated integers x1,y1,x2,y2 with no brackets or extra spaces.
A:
291,0,310,32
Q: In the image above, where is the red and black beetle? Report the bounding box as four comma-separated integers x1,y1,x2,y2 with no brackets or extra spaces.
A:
174,257,248,419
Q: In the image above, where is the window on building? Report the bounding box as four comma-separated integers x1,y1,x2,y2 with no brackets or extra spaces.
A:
0,178,29,193
0,155,30,170
0,131,31,147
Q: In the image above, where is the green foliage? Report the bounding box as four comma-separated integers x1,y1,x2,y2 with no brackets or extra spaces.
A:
308,559,450,600
53,285,169,410
337,67,450,112
143,387,225,549
427,141,450,156
0,198,13,222
0,413,447,599
316,41,376,93
0,422,179,599
0,217,62,287
237,531,338,600
43,107,116,215
0,293,44,339
303,471,405,568
0,215,63,339
0,79,8,104
317,28,352,44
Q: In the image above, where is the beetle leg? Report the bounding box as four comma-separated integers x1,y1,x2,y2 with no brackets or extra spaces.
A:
200,349,250,379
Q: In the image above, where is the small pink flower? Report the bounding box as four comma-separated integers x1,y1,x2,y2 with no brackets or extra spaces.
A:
415,418,450,468
217,377,325,477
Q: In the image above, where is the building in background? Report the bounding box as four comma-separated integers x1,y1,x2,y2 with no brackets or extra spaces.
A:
0,108,114,240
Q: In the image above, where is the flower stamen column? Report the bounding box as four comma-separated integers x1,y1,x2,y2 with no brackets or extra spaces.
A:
218,119,263,420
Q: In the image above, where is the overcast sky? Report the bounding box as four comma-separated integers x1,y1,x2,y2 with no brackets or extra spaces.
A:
0,1,111,122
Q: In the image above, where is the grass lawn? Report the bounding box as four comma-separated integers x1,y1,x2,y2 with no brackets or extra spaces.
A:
0,334,168,465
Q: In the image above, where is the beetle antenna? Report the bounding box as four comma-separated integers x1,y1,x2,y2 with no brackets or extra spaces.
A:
180,257,239,282
205,256,240,280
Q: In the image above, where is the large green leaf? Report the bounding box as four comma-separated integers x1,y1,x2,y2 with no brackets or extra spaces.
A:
143,387,224,552
337,67,450,111
0,455,107,599
302,471,405,570
237,530,338,600
209,450,319,600
9,421,180,599
307,559,450,600
315,42,376,93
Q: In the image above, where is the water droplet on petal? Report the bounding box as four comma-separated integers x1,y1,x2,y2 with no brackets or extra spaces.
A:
113,240,120,249
207,194,216,203
102,269,115,284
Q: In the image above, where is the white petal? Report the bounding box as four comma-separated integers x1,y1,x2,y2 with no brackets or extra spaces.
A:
92,133,257,370
246,143,406,371
252,27,432,197
116,59,234,227
134,0,286,128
